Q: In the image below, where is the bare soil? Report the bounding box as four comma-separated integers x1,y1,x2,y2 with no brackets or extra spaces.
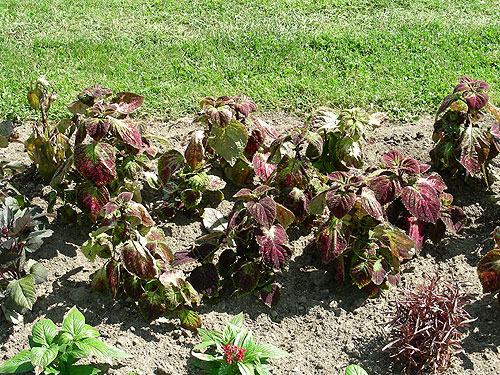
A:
1,113,500,375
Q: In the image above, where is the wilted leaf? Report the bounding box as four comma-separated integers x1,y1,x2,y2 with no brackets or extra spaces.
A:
185,130,205,169
478,249,500,293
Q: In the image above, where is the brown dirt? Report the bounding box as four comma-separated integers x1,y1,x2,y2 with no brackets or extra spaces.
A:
1,113,500,375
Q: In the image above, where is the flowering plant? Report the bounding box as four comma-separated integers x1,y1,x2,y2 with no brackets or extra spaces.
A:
191,312,288,375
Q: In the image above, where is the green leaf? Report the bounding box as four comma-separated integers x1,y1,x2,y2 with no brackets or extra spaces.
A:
254,343,289,359
345,364,368,375
0,350,34,373
229,312,244,328
209,119,248,167
178,309,202,332
238,362,256,375
6,275,35,309
31,344,59,369
191,352,217,362
62,365,101,375
75,337,131,363
31,319,58,347
62,306,86,339
29,261,48,284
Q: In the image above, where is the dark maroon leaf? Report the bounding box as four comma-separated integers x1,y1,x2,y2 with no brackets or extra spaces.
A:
360,187,384,221
256,225,292,269
139,291,166,322
440,206,466,234
427,220,447,244
123,275,143,300
158,150,185,184
253,152,276,182
76,182,110,222
458,125,490,176
259,283,281,308
244,129,264,158
106,260,120,298
85,117,110,141
184,130,205,169
400,183,441,223
120,241,158,279
246,197,277,229
454,77,490,110
367,174,397,205
315,222,349,263
233,262,260,296
218,249,237,278
112,92,145,114
326,190,356,219
399,157,421,175
189,264,219,296
435,93,461,120
180,189,202,210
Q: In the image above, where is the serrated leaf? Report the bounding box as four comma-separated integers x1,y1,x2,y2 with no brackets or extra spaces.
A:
233,262,260,296
74,143,116,187
109,118,144,151
185,130,205,169
400,183,441,223
180,189,202,210
85,117,110,141
6,275,35,309
78,84,112,104
459,124,490,176
360,187,383,221
120,241,158,279
367,174,396,205
178,309,202,332
246,197,276,229
315,221,349,263
478,249,500,293
32,319,58,347
76,182,110,222
189,264,219,296
157,150,184,184
31,344,58,369
326,190,356,219
0,350,34,373
256,225,292,269
209,120,248,167
138,291,166,322
350,260,372,289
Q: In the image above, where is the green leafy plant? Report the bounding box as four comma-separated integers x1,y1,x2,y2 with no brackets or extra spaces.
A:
50,84,157,222
308,151,465,295
175,186,294,307
0,306,130,374
345,364,368,375
0,195,53,324
477,226,500,303
81,192,201,330
431,77,500,185
383,274,474,374
25,78,73,181
192,312,288,375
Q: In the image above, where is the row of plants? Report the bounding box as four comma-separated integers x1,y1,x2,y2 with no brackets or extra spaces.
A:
0,76,498,374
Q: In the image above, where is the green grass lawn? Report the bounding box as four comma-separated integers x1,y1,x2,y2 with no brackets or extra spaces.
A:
1,0,499,121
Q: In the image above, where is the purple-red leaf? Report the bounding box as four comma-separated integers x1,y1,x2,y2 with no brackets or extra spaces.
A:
120,241,158,279
110,118,144,151
440,207,466,234
418,172,447,193
315,222,349,263
477,249,500,293
459,125,490,176
74,142,116,187
400,183,441,223
76,182,110,222
259,283,280,308
189,264,219,296
158,150,185,185
454,77,490,110
407,217,427,252
246,197,276,229
77,84,112,105
372,260,386,285
244,129,264,158
233,262,260,296
256,224,292,269
233,94,257,118
326,190,356,219
112,92,144,114
350,260,372,289
106,260,120,298
85,117,110,141
367,174,397,205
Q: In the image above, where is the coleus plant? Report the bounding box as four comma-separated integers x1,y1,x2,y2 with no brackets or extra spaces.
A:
175,186,295,307
307,107,384,173
477,226,500,304
192,312,288,375
81,192,202,330
50,84,156,221
308,150,465,295
0,306,131,374
0,195,53,324
431,77,500,185
25,78,73,181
